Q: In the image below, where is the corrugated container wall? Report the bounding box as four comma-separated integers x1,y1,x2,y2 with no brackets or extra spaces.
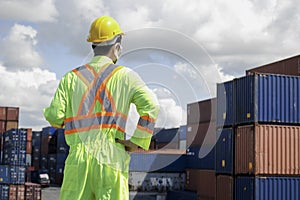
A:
246,54,300,76
235,176,300,200
216,175,234,200
235,124,300,175
216,128,234,174
235,74,300,125
217,81,234,127
186,169,216,200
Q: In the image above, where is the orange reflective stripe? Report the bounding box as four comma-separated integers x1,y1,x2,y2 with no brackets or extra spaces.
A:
65,124,125,135
140,115,156,123
72,68,90,86
137,124,153,134
85,64,97,77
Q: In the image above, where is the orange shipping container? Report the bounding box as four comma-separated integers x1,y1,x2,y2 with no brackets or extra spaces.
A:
216,175,234,200
235,124,300,175
6,121,18,131
0,121,6,133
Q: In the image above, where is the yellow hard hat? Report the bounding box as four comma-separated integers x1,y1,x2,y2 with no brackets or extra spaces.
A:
87,16,124,43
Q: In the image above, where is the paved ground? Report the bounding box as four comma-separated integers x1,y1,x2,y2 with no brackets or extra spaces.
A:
42,186,60,200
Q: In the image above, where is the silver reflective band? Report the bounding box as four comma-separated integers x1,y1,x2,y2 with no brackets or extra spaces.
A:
138,118,155,131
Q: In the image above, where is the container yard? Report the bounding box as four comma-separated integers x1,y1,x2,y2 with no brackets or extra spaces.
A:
0,54,300,200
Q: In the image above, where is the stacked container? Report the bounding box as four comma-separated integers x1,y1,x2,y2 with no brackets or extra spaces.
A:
215,80,236,200
129,149,186,199
0,107,19,133
185,98,217,199
234,73,300,200
31,131,41,170
153,128,180,149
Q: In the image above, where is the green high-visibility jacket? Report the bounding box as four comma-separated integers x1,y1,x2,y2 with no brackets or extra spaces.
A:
44,56,159,199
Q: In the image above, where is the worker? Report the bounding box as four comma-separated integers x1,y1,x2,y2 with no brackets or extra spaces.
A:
44,16,160,200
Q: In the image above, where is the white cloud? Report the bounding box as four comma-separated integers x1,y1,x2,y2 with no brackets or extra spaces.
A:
0,0,58,22
0,64,58,131
1,24,43,71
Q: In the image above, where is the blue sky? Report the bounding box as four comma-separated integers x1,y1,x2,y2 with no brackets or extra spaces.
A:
0,0,299,131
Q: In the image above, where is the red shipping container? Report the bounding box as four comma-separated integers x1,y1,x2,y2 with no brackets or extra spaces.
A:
186,121,216,147
246,54,300,76
6,107,19,121
26,141,32,154
216,175,234,200
0,107,6,120
187,98,216,124
186,169,216,199
0,120,6,133
235,124,300,175
9,185,17,200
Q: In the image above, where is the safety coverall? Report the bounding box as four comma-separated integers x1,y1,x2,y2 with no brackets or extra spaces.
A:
44,56,160,200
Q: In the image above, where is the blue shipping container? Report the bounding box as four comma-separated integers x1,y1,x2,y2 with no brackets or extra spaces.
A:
153,128,179,143
2,148,26,166
236,74,300,125
186,145,215,170
32,131,41,147
166,190,197,200
0,165,10,184
56,164,64,174
216,128,234,174
56,129,69,153
235,176,300,200
42,126,56,136
56,153,68,164
0,184,9,200
129,153,186,172
10,166,26,184
217,80,234,127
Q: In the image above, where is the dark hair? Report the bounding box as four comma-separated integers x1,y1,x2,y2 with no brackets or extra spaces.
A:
92,35,122,56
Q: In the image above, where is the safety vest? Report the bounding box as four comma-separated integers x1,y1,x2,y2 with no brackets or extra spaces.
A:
64,63,155,137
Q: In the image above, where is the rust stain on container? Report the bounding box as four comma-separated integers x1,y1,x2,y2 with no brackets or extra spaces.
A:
216,175,234,200
235,124,300,175
246,54,300,76
186,169,216,199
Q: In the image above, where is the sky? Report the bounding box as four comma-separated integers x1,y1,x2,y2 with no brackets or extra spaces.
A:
0,0,299,132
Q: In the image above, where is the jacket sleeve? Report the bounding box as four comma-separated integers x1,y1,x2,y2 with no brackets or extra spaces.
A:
43,76,68,128
128,70,160,150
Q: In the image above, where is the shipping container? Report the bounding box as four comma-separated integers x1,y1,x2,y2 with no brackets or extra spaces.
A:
6,107,19,121
235,124,300,175
41,135,51,154
186,121,216,147
186,169,216,200
25,182,41,200
26,141,32,154
56,153,68,164
10,166,26,184
216,175,234,200
129,172,185,192
235,74,300,125
129,150,186,172
42,126,56,136
246,54,300,76
5,121,18,132
235,176,300,200
153,128,179,144
9,185,17,200
187,98,216,124
166,190,197,200
216,128,234,174
217,80,234,127
0,107,6,121
0,184,9,200
0,165,10,184
186,145,215,170
0,120,6,133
